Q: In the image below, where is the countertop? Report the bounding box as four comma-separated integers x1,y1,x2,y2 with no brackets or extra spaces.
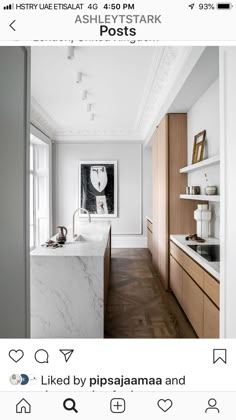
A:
31,221,111,257
170,234,220,281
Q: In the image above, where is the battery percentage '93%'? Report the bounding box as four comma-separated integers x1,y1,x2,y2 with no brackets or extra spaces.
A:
199,3,215,9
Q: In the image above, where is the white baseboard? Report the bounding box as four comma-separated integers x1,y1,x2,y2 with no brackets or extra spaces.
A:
112,235,147,248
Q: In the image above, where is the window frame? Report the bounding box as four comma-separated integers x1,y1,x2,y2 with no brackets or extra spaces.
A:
30,125,52,250
30,144,37,250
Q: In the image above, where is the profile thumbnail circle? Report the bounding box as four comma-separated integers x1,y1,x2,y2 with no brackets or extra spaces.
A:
9,374,21,385
20,374,29,385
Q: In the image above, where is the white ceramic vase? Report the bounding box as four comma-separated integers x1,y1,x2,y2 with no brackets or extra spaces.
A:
194,204,212,238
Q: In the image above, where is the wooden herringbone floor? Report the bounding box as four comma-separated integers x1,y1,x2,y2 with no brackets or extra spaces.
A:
105,248,197,338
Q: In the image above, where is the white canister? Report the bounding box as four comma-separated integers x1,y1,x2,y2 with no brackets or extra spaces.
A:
194,204,212,238
205,186,217,195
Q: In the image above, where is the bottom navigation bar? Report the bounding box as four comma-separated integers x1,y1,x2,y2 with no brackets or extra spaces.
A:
3,391,236,419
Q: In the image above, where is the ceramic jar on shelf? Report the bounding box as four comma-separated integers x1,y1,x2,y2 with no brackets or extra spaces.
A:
194,204,212,238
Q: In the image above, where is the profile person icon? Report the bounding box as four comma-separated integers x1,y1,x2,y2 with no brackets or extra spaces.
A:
205,398,220,413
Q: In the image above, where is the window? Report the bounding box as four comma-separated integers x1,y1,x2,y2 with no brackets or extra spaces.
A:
30,134,50,249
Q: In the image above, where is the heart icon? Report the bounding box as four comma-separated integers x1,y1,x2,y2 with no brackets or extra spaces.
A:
9,349,24,363
157,399,173,412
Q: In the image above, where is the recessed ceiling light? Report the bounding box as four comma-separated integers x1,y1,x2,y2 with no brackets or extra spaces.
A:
76,72,82,84
82,90,88,100
67,46,74,60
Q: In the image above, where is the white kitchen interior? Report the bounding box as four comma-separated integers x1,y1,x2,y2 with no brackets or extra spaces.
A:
0,46,236,339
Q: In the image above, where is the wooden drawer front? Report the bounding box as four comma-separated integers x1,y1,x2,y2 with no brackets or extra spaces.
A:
147,228,153,255
203,271,219,308
170,241,184,265
182,271,204,338
170,256,183,305
147,219,153,233
182,252,204,289
170,241,204,289
204,295,219,338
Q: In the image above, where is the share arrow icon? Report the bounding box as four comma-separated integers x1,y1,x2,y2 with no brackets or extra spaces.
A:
59,349,74,362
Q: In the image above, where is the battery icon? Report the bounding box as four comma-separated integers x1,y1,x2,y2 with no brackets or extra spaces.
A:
217,3,233,8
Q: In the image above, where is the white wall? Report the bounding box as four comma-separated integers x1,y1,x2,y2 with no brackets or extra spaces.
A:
53,142,152,247
187,78,220,238
220,47,236,338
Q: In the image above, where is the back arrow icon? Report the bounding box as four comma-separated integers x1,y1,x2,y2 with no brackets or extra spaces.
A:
10,20,16,31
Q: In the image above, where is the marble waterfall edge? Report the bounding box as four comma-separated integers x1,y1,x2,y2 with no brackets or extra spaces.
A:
30,222,110,338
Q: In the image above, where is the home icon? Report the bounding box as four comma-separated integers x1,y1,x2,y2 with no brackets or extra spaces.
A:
16,398,31,414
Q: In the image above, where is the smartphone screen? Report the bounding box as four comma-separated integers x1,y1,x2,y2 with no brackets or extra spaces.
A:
0,1,235,418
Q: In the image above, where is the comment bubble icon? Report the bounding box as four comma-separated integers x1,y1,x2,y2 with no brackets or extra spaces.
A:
34,349,49,364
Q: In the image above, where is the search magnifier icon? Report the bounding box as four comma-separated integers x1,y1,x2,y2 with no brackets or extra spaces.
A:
63,398,78,413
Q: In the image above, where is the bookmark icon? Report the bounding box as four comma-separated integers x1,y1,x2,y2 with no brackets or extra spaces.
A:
213,349,227,364
59,349,74,363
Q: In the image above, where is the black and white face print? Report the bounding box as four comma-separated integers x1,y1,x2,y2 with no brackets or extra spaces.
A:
79,161,117,217
90,166,108,192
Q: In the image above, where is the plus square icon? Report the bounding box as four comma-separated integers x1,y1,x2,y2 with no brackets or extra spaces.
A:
110,398,126,413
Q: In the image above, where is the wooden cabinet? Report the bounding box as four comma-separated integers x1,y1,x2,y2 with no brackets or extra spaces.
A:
152,114,197,289
170,240,219,338
170,241,184,265
182,252,204,289
204,295,219,338
147,219,153,254
170,241,219,306
147,219,153,233
170,241,203,289
182,271,204,338
203,271,219,308
170,255,183,305
147,228,153,255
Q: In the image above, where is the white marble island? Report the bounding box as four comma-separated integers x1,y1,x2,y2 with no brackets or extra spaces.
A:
30,222,111,338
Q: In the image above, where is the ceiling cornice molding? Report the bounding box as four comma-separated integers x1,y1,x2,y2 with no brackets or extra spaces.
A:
138,47,191,137
53,139,143,145
31,97,59,138
134,48,164,130
54,131,143,143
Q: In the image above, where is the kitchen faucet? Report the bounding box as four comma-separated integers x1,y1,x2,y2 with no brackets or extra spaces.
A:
73,207,91,238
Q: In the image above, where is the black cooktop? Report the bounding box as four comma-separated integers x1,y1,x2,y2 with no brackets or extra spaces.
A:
187,244,220,262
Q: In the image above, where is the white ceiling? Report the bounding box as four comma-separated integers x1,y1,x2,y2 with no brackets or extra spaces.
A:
31,47,157,141
31,46,194,143
169,47,219,113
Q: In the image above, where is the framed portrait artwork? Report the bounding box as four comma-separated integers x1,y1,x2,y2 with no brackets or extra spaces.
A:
79,161,118,218
192,130,206,164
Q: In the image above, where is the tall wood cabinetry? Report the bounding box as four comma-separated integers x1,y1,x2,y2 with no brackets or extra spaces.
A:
152,114,197,289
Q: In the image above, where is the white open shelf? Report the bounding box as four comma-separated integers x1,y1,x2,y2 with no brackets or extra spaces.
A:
180,194,220,202
180,155,220,174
